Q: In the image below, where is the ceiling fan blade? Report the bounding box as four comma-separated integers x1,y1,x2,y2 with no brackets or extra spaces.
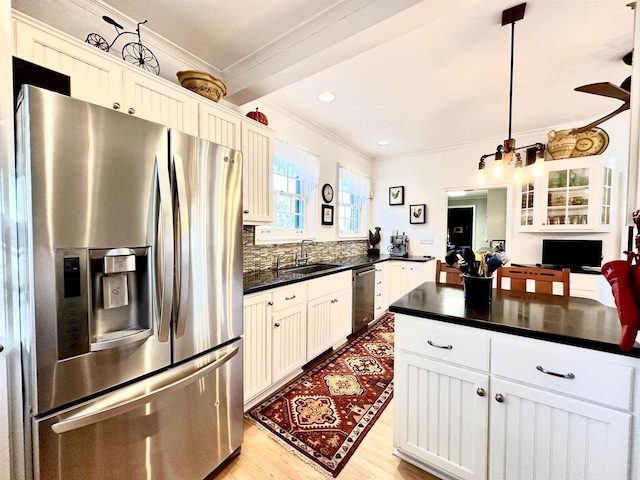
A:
574,82,630,102
571,102,631,134
621,75,632,92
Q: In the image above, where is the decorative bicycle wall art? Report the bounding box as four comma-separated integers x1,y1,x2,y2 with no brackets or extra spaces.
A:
86,16,160,75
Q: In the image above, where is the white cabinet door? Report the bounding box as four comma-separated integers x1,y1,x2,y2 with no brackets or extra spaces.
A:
198,103,241,150
243,292,273,402
489,377,631,480
329,287,352,345
272,303,306,383
306,294,334,361
388,262,407,304
122,69,198,135
394,351,489,480
13,18,123,109
241,121,273,224
406,262,427,290
388,261,426,304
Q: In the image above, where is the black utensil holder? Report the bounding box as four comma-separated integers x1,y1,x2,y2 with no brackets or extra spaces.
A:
463,275,493,303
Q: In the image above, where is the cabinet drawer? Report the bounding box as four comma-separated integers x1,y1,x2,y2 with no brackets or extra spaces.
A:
395,314,490,371
306,270,351,301
271,283,306,311
492,338,633,410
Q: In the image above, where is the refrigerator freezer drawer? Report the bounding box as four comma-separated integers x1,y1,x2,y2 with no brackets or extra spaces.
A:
33,339,243,480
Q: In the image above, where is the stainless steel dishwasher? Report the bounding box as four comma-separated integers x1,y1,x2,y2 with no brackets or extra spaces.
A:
352,265,375,333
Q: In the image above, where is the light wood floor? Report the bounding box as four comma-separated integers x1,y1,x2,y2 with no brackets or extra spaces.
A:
213,399,439,479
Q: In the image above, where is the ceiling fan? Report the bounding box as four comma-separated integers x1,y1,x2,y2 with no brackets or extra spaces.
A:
571,51,632,134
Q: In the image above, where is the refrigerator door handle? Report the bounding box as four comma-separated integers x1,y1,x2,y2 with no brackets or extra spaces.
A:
50,345,239,434
173,154,190,338
155,153,174,342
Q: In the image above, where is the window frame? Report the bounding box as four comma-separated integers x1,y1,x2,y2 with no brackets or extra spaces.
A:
255,140,318,244
337,165,370,240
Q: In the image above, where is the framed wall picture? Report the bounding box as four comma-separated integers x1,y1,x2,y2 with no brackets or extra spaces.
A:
490,239,506,251
389,186,404,205
409,204,426,224
321,204,334,225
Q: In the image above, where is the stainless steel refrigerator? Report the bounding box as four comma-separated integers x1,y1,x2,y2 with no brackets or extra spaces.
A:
15,86,244,480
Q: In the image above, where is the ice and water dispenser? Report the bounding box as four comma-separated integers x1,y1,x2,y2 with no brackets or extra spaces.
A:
55,247,151,359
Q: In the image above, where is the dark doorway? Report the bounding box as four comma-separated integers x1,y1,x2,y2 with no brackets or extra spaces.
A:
447,207,474,250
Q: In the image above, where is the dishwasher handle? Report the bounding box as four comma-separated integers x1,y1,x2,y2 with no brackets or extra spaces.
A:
356,269,375,277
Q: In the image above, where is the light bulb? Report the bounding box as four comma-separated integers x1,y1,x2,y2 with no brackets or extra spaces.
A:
533,157,546,177
477,169,486,185
513,165,524,184
493,159,504,178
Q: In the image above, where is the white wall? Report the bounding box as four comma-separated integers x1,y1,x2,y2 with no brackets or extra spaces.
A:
372,113,630,264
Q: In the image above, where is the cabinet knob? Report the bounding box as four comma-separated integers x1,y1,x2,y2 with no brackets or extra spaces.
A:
495,393,504,403
243,210,250,214
274,322,281,328
112,102,121,110
476,387,485,397
267,301,273,306
127,107,136,115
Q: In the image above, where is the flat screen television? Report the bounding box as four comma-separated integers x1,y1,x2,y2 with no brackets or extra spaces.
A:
541,239,603,268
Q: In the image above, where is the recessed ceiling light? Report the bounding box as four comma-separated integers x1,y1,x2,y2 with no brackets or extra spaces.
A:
317,92,335,102
377,140,390,146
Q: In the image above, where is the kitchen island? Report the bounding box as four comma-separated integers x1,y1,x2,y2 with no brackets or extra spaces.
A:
390,282,640,480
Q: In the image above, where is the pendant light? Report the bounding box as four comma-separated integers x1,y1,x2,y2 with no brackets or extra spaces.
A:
476,3,546,185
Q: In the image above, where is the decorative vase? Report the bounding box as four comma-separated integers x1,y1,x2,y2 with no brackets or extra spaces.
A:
462,274,493,303
547,129,577,159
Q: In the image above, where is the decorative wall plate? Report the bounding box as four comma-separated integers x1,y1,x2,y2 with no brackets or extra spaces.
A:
570,127,609,157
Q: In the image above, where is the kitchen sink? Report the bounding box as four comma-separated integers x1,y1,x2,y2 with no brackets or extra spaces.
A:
278,263,341,275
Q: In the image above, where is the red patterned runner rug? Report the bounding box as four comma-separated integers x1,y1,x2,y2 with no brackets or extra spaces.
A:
247,313,394,478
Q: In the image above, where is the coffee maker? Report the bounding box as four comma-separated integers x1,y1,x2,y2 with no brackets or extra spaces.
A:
389,233,409,257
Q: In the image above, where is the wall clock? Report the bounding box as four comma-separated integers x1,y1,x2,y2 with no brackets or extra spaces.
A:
322,183,334,203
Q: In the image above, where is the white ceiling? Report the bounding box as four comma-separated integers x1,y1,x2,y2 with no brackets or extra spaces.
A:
12,0,635,159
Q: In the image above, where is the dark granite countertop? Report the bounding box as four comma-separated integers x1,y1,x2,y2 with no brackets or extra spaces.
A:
243,254,434,294
389,282,637,358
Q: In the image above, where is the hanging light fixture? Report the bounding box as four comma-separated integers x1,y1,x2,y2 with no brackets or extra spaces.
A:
476,3,546,185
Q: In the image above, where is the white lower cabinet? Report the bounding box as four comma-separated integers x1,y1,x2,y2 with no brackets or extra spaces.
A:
306,271,352,360
394,351,488,480
243,270,351,410
374,263,389,319
271,303,307,383
490,378,630,480
394,314,634,480
243,284,306,408
388,261,429,304
242,291,273,402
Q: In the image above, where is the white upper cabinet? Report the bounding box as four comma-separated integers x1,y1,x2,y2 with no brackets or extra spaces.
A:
122,69,198,136
517,155,615,232
198,103,242,150
241,120,274,225
13,16,123,109
13,12,276,226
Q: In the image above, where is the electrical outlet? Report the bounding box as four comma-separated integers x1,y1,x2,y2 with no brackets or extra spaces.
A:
420,237,434,245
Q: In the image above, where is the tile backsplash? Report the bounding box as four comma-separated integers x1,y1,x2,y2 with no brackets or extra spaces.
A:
242,226,368,273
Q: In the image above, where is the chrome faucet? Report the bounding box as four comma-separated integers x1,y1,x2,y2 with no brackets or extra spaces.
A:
296,239,315,266
274,254,284,271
